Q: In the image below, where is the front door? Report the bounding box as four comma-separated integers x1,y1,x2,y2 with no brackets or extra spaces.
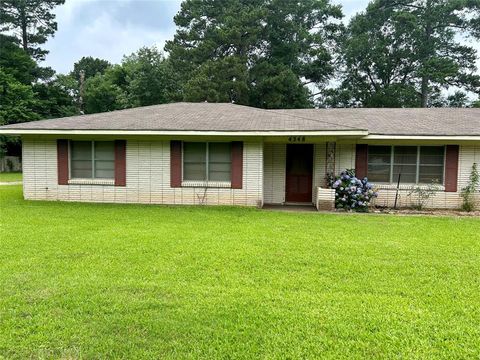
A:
285,144,313,203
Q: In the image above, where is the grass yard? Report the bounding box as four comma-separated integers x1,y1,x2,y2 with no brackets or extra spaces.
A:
0,172,22,182
0,186,479,359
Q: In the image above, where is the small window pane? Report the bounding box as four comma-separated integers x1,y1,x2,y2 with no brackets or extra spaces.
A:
368,146,391,164
184,163,207,181
420,147,444,166
95,141,115,160
209,143,231,181
419,166,443,184
368,146,391,182
71,141,92,178
94,141,115,179
368,165,391,183
393,146,417,183
393,165,417,183
183,142,206,181
209,163,231,181
419,146,444,184
95,160,115,179
71,141,92,160
209,143,231,162
394,146,417,165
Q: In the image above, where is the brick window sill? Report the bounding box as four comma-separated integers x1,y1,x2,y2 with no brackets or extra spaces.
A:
181,181,231,188
68,179,115,186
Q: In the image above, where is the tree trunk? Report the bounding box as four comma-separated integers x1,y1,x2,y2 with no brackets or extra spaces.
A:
420,1,433,108
20,7,28,52
421,76,428,107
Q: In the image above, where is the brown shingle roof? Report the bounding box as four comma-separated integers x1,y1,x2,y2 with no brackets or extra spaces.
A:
0,102,359,132
1,102,479,136
272,108,480,136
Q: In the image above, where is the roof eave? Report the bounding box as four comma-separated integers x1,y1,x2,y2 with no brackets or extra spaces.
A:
0,129,369,137
363,134,480,141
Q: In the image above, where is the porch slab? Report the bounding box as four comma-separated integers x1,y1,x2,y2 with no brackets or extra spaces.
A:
262,204,317,212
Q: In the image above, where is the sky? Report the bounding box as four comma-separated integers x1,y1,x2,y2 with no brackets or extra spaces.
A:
43,0,370,74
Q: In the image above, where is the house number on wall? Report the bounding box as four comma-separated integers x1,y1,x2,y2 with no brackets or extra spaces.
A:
288,136,306,143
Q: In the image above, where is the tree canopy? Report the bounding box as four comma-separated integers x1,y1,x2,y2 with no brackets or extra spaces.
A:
71,56,112,82
0,0,65,61
165,0,343,108
322,0,480,108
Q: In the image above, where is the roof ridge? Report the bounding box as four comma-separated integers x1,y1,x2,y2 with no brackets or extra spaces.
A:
265,108,366,131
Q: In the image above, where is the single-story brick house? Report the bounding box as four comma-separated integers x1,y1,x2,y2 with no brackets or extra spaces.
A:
0,103,479,209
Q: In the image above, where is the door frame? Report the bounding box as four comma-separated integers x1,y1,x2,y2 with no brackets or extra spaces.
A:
285,144,314,203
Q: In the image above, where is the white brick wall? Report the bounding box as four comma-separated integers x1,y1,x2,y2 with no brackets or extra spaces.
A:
22,138,264,207
263,143,286,204
335,143,356,173
21,137,479,210
335,144,480,209
312,143,327,203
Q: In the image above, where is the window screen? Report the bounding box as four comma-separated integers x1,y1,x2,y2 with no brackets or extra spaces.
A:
94,142,115,179
183,142,231,182
208,142,231,181
71,141,93,178
367,146,445,184
419,146,444,183
183,142,207,181
70,141,115,179
393,146,417,183
367,146,391,183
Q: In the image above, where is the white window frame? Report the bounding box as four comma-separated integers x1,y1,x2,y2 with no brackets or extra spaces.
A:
69,140,115,181
368,145,445,185
181,141,232,187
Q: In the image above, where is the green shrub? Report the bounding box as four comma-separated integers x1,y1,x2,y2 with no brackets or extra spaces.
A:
408,180,440,210
461,163,479,212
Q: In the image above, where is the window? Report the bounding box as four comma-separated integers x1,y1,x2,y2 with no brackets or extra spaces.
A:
367,146,391,183
367,146,444,184
183,142,231,182
70,141,115,179
393,146,418,183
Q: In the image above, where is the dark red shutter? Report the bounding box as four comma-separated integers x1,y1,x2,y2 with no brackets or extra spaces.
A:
57,139,69,185
114,140,127,186
355,144,368,179
444,145,459,192
231,141,243,189
170,141,182,187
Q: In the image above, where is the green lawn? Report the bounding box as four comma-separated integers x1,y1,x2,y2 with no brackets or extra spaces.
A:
0,172,22,182
1,186,479,359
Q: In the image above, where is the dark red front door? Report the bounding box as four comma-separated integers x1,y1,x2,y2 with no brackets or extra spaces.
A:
285,144,313,203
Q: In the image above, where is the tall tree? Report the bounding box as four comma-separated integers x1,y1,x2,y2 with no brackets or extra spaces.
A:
0,34,37,84
0,0,65,60
70,56,111,82
0,69,39,125
384,0,480,107
122,47,180,107
325,0,480,108
82,73,124,114
165,0,342,108
80,47,179,114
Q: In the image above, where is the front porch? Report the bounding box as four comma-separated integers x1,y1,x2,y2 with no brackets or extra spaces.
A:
263,141,344,210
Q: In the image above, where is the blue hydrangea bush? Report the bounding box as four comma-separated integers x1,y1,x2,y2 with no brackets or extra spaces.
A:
330,169,378,212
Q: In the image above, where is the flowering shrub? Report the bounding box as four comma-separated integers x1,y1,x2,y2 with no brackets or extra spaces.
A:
330,169,378,212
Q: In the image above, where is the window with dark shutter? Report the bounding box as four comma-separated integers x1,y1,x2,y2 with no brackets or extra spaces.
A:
366,145,445,185
70,140,115,180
